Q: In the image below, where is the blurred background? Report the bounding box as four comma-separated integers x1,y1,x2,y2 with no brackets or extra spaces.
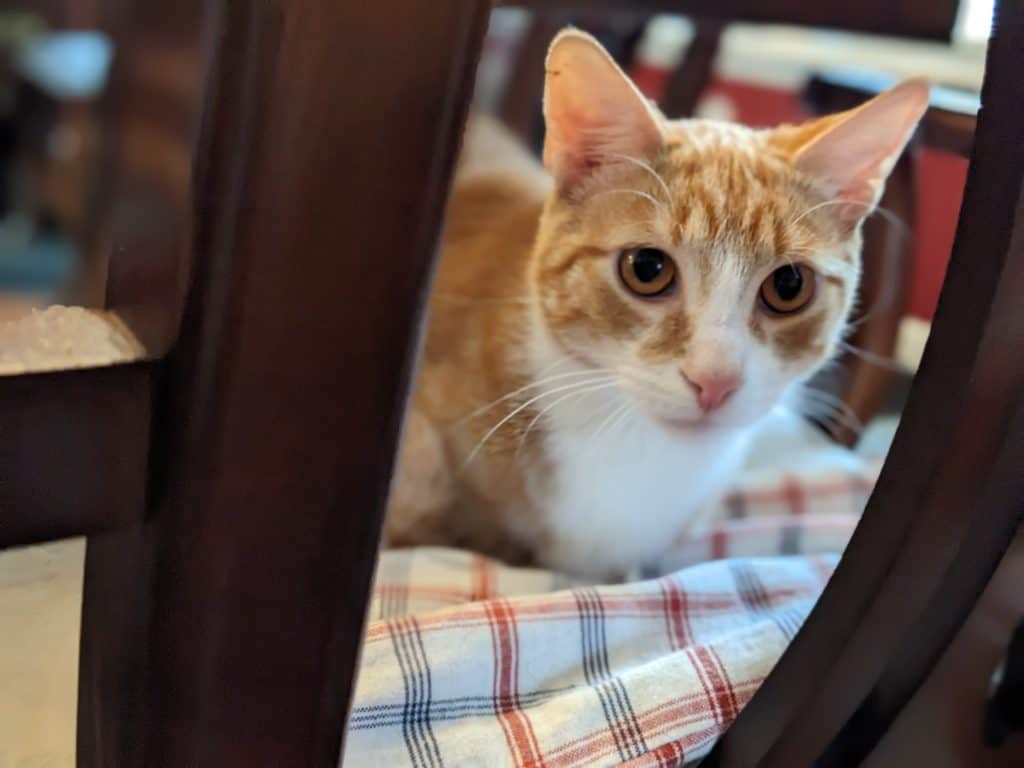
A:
0,1,204,334
0,0,988,379
0,2,1009,765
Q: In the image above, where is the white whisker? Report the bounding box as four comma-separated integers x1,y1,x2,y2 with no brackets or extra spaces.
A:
800,387,864,434
461,376,616,470
591,401,634,446
836,340,906,373
457,368,614,425
604,152,674,205
516,381,619,458
592,188,670,217
589,399,630,445
790,198,909,237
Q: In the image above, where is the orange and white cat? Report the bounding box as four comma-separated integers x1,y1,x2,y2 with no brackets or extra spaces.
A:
386,29,928,579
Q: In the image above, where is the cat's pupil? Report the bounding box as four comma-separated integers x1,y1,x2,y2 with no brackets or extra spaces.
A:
773,266,803,301
633,248,665,283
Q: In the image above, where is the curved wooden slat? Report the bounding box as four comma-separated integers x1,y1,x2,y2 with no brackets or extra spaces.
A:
703,3,1024,764
500,0,959,41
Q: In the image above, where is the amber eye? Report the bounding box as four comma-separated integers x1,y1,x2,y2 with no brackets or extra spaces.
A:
759,264,816,315
618,248,676,297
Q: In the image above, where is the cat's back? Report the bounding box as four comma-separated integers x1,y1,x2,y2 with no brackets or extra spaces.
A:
416,117,549,425
425,117,549,365
442,115,550,253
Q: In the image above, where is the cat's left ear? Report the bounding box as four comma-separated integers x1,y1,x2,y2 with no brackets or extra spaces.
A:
777,79,930,221
543,28,665,193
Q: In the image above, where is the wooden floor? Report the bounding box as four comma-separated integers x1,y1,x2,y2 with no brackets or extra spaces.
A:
0,538,82,766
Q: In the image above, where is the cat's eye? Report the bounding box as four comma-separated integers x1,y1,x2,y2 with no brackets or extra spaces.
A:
759,264,816,315
618,248,676,297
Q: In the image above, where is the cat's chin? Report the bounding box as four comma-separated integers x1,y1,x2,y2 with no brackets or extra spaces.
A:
651,413,722,434
649,411,753,435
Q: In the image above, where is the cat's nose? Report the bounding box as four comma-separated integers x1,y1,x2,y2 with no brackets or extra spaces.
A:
680,368,741,412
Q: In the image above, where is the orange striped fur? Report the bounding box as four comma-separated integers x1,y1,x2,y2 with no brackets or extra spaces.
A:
385,30,927,577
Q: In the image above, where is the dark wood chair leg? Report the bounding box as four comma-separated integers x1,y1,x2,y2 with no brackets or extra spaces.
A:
704,3,1024,763
76,0,488,764
661,19,725,119
78,524,156,767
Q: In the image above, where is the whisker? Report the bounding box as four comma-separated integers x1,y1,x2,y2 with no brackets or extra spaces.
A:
592,188,670,217
790,198,910,238
516,382,619,458
801,386,861,417
610,402,637,433
798,390,862,430
801,401,864,437
603,152,674,205
457,368,615,425
461,376,616,470
534,356,573,379
593,401,635,446
836,340,906,373
800,388,864,434
589,399,631,446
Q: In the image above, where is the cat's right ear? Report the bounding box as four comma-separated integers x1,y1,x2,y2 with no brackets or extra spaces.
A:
542,29,665,193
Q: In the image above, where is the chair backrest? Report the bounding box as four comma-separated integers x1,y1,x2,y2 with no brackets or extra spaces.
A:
4,1,1022,766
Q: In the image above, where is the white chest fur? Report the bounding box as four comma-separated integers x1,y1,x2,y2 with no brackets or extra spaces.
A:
526,408,751,579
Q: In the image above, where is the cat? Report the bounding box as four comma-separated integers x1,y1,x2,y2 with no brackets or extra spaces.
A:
385,28,928,579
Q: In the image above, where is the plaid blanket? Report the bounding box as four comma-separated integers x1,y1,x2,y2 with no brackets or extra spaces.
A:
343,451,878,767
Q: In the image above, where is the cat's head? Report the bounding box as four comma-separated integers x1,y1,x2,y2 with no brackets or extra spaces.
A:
530,29,927,432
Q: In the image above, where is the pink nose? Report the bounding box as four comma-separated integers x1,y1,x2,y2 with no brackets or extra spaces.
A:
681,369,741,412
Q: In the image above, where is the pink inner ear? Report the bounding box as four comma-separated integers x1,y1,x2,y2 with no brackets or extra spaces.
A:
793,79,929,218
543,32,664,191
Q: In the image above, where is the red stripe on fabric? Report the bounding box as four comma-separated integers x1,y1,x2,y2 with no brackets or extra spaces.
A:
699,646,739,724
710,529,728,560
685,646,723,727
363,589,811,643
364,592,769,643
472,553,493,601
720,476,872,508
781,476,806,516
670,514,858,549
652,738,681,768
485,600,520,765
541,681,762,768
507,599,546,762
541,687,718,765
489,599,546,767
660,578,691,651
616,725,721,768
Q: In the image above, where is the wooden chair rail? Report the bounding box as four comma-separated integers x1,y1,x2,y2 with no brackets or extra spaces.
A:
0,363,152,549
496,0,960,41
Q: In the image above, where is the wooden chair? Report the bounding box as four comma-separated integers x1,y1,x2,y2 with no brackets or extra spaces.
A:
2,0,1023,765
